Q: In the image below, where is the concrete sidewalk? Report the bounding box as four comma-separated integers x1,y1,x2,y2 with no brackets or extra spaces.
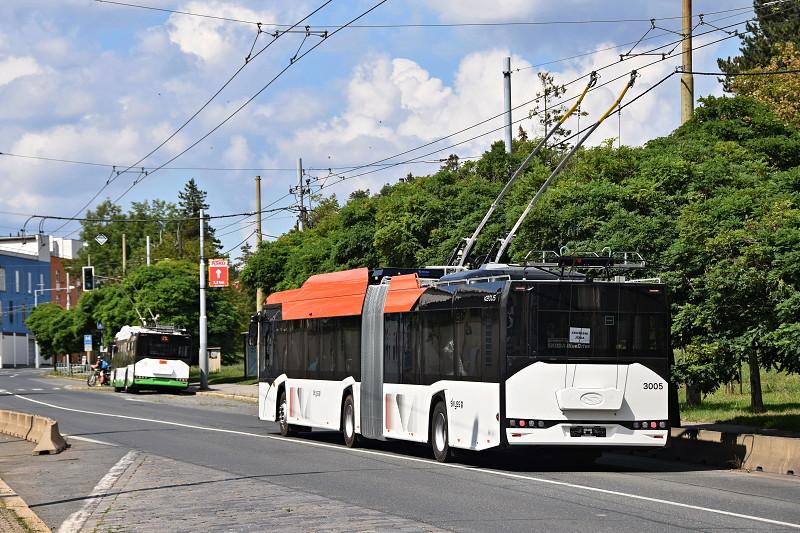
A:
0,439,55,533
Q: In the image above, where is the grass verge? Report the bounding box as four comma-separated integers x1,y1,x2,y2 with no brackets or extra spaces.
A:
679,365,800,432
189,362,257,386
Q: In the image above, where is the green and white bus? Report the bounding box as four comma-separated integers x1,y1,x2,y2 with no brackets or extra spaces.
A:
110,325,192,392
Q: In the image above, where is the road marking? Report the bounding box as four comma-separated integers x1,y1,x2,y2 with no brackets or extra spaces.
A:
31,388,43,391
125,398,148,402
10,393,800,530
15,388,25,391
52,387,61,390
62,434,118,447
56,450,138,533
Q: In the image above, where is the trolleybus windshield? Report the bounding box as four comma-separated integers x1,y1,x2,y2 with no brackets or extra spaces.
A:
137,334,190,361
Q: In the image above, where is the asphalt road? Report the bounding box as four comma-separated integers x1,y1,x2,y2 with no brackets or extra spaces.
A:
1,369,799,532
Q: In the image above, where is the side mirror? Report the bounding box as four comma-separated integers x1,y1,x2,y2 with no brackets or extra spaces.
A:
248,320,258,347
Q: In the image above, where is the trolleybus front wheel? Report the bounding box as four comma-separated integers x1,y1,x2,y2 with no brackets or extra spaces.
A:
278,390,297,437
342,394,359,448
431,401,452,463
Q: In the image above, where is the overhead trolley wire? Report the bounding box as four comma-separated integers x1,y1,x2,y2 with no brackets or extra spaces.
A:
311,29,745,194
108,0,390,207
52,0,337,238
94,0,757,29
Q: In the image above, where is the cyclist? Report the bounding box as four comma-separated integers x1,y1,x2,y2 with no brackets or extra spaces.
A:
92,356,111,386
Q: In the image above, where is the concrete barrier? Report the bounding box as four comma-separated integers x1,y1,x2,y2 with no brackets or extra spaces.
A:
0,409,68,455
661,427,800,476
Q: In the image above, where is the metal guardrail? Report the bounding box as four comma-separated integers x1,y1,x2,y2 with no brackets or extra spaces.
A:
54,364,92,376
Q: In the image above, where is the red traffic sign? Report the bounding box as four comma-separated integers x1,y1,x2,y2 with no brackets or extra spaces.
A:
208,258,229,288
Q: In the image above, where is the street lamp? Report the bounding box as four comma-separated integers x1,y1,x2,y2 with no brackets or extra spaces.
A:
33,286,76,369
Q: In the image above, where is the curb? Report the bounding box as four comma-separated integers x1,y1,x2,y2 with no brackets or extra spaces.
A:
0,475,51,532
195,391,257,404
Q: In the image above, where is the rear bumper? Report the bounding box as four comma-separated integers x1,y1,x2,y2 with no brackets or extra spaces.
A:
133,377,189,389
505,424,668,446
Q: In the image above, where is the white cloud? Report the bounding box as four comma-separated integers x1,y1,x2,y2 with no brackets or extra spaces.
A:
0,56,42,86
166,1,279,65
224,134,250,167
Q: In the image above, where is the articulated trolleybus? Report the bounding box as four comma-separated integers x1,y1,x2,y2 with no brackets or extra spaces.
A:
110,325,192,393
251,258,676,462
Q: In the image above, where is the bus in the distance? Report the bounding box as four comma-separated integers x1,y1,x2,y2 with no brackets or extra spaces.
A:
110,325,192,393
250,259,677,462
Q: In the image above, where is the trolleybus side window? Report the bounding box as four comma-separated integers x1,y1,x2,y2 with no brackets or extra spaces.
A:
421,310,453,384
384,314,401,383
306,319,320,378
455,308,482,379
342,315,361,379
286,321,306,378
318,318,337,380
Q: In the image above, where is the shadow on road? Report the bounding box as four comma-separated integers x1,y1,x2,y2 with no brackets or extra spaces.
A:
286,429,719,474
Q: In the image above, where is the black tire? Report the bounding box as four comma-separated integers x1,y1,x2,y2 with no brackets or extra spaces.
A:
278,390,296,437
431,401,452,463
342,394,358,448
87,373,97,387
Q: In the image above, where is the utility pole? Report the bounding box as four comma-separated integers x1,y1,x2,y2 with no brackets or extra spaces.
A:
503,56,513,153
122,233,127,275
255,176,263,379
65,272,71,310
199,209,208,390
297,157,305,231
681,0,694,124
255,176,263,313
146,235,151,267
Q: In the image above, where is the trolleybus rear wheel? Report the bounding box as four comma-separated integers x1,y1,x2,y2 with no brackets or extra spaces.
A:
342,394,358,448
431,401,452,463
278,390,296,437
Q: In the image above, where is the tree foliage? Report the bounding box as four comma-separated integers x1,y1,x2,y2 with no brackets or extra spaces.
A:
717,0,800,91
732,42,800,128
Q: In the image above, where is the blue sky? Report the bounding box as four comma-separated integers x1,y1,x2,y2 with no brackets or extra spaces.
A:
0,0,750,256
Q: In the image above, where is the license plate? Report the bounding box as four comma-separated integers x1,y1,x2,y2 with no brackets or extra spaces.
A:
569,426,606,437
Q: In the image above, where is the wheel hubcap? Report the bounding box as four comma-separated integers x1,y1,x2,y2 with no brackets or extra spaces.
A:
280,400,287,429
434,413,446,451
345,404,354,438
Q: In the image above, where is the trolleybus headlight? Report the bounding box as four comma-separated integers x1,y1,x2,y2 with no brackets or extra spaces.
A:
528,420,535,427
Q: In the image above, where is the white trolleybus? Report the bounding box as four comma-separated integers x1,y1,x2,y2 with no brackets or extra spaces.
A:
110,325,192,393
250,258,678,462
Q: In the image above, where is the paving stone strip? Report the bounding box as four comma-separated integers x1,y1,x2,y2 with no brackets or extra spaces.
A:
0,474,51,532
82,451,449,532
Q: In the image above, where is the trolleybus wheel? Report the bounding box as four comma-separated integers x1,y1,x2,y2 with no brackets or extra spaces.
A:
278,390,296,437
431,401,452,463
342,394,358,448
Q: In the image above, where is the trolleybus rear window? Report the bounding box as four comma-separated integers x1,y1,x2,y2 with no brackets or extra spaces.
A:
507,283,669,364
137,334,190,360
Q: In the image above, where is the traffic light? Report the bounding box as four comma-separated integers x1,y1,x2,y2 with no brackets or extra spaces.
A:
82,266,95,292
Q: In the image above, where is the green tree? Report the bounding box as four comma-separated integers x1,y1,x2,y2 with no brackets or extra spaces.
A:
718,0,800,91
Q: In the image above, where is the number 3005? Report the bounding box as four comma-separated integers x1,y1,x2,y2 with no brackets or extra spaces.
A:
643,382,663,390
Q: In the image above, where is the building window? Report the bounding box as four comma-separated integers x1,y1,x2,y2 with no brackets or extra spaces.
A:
39,273,44,292
28,272,32,294
15,270,20,293
0,268,5,291
9,300,13,324
0,300,3,321
56,270,61,289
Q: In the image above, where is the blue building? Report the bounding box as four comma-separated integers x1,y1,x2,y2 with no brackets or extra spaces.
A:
0,235,51,367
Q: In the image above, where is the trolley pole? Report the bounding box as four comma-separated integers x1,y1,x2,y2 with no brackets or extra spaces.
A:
503,56,513,153
122,233,127,275
146,235,151,267
199,209,208,390
680,0,694,124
